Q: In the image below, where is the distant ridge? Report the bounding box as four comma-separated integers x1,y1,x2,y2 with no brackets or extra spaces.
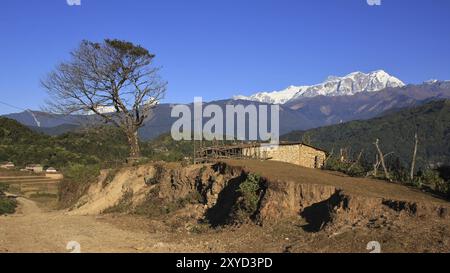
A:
233,70,405,104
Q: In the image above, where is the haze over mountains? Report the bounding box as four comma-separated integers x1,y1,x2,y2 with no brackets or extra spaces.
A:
2,71,450,141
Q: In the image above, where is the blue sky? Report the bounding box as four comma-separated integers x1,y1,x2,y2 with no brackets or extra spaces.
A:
0,0,450,114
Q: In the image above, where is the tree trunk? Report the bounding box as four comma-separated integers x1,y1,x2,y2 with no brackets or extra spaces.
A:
347,149,363,173
373,154,379,177
410,133,418,181
374,139,390,181
127,129,141,159
323,149,334,167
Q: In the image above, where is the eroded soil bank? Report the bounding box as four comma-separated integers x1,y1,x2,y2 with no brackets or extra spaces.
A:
65,160,450,252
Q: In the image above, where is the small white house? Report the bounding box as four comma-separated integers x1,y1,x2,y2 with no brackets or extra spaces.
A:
25,164,44,173
45,167,58,173
0,162,15,169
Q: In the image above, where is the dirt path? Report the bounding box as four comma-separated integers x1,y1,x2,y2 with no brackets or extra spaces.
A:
0,197,205,253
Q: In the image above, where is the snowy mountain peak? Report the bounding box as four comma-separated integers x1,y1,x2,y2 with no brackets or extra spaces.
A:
233,70,405,104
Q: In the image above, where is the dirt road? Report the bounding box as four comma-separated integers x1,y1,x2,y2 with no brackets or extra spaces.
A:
2,196,450,253
0,197,205,253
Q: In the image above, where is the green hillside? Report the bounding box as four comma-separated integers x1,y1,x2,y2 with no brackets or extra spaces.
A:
282,100,450,170
0,118,131,168
0,117,195,170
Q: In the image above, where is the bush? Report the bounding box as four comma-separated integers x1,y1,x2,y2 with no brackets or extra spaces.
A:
103,190,134,214
231,173,263,223
324,157,365,177
421,170,450,196
63,163,100,184
0,197,17,215
237,174,261,213
133,189,203,217
102,168,120,187
389,168,411,185
0,183,9,192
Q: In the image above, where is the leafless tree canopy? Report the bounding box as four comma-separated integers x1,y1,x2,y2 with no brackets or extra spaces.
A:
42,39,167,158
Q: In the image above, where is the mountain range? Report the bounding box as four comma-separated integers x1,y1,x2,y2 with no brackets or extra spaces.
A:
2,72,450,141
233,70,405,104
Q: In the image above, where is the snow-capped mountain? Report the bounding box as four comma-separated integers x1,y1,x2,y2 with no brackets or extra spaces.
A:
233,85,300,105
233,70,405,104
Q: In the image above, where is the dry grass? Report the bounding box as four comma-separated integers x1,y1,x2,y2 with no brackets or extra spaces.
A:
221,159,448,204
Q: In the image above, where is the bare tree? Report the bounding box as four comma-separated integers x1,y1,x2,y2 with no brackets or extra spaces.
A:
339,147,349,163
367,151,393,177
372,154,380,177
347,149,363,173
374,139,391,181
42,39,166,160
323,148,334,167
410,133,419,181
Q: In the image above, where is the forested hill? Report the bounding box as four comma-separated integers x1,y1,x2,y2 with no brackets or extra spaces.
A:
0,118,130,168
282,100,450,170
0,117,191,169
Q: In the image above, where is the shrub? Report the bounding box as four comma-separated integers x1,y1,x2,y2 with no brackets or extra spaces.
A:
144,163,165,186
133,189,203,217
237,174,261,213
324,157,365,177
346,164,366,177
0,197,17,215
421,170,450,196
63,163,100,184
0,183,9,192
103,190,134,214
231,173,263,223
103,168,120,187
392,168,410,184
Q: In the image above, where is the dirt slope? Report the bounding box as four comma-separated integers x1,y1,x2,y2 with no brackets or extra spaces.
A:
222,159,447,203
219,160,449,231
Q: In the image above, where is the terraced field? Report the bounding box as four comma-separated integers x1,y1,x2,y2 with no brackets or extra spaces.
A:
0,173,61,197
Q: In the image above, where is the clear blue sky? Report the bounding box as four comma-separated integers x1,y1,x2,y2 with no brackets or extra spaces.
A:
1,0,450,114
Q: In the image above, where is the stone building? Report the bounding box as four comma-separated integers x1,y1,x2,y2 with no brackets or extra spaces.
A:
0,161,15,169
45,167,58,173
25,164,44,173
242,142,327,168
199,142,327,169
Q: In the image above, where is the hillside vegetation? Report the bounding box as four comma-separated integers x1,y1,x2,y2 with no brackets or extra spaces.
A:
283,100,450,170
0,118,126,169
282,100,450,197
0,117,197,169
0,184,17,215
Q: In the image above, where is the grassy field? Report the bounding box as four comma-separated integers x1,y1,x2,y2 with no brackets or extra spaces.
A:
0,169,61,198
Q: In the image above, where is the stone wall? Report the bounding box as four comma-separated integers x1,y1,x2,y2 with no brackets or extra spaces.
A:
243,144,326,168
297,144,326,168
